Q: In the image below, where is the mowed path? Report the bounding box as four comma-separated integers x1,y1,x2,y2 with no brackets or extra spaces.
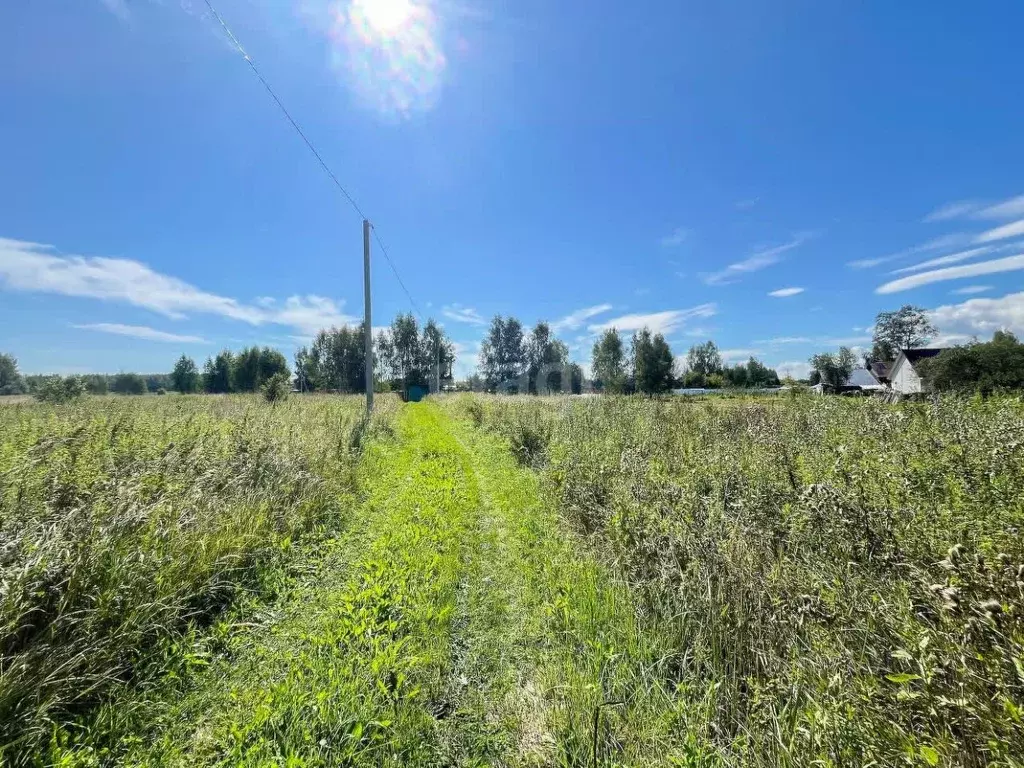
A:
119,403,675,767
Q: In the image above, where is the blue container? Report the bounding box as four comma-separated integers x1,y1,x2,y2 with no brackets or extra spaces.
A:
406,384,428,403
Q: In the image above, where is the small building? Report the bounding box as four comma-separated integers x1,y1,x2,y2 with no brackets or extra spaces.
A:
889,348,943,394
869,360,892,385
847,367,887,393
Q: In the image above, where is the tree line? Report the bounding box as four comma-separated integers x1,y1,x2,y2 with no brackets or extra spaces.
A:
170,347,291,394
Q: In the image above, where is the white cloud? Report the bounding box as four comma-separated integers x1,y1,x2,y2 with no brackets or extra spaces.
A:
768,287,804,298
929,291,1024,338
757,336,812,345
876,253,1024,294
704,234,810,286
923,200,981,223
72,323,208,344
951,285,992,295
848,233,967,269
588,304,717,336
442,304,487,325
0,237,355,335
975,195,1024,221
660,227,689,247
720,348,763,362
774,361,812,380
976,220,1024,243
890,246,994,275
923,194,1024,223
451,339,481,379
550,303,613,333
258,295,355,336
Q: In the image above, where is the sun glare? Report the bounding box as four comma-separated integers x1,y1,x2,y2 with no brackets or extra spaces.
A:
352,0,416,36
334,0,447,116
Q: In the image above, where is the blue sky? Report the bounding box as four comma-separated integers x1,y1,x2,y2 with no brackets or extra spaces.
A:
2,0,1024,380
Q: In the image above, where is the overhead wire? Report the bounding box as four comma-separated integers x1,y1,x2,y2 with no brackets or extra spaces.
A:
201,0,425,322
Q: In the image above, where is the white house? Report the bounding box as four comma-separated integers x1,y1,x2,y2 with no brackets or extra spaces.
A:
889,348,943,394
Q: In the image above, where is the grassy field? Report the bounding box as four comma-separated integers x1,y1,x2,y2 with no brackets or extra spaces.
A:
1,393,1022,766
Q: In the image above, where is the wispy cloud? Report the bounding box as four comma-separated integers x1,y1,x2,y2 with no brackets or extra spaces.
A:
550,303,613,333
975,195,1024,221
0,237,355,335
951,285,992,295
975,219,1024,244
923,201,982,223
756,336,813,345
72,323,208,344
876,253,1024,294
890,246,994,275
660,227,689,247
847,233,967,269
923,194,1024,223
720,348,763,362
704,234,810,286
929,290,1024,338
768,287,804,298
588,304,717,336
441,304,487,325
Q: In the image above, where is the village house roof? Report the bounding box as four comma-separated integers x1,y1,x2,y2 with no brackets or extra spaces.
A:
900,348,944,365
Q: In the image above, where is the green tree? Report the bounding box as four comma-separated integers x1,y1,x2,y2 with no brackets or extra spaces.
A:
294,325,374,393
809,347,857,388
0,353,26,395
685,340,722,386
526,322,569,394
567,362,584,394
723,357,780,388
479,316,526,390
171,355,200,393
420,319,456,389
82,375,109,395
203,351,234,394
872,305,937,361
591,328,626,393
36,375,85,403
918,330,1024,394
232,347,264,392
632,328,675,394
111,373,148,395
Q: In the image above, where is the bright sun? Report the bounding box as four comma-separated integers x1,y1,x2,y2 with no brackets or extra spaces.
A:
354,0,416,35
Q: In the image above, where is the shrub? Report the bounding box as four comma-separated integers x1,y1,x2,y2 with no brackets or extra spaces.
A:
263,372,291,403
111,372,148,395
34,375,85,403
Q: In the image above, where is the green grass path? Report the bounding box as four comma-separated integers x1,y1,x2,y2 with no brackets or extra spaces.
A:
105,403,678,767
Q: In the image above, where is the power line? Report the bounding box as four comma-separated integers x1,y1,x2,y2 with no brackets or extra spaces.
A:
201,0,424,321
371,225,424,321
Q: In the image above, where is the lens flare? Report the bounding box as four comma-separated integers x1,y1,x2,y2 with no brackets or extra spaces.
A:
328,0,447,117
353,0,415,36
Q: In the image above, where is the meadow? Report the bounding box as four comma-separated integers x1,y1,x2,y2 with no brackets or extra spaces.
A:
1,392,1022,766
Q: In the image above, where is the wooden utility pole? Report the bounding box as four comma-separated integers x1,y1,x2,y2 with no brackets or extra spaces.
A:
363,219,373,413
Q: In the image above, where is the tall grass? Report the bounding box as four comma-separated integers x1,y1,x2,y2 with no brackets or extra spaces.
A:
463,394,1024,766
0,394,395,761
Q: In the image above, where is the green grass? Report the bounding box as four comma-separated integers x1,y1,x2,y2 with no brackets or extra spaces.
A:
3,393,1022,766
0,394,398,763
459,393,1024,766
